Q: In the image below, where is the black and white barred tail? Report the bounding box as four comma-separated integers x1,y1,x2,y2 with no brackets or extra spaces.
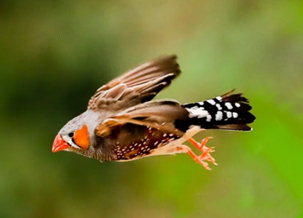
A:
176,90,255,132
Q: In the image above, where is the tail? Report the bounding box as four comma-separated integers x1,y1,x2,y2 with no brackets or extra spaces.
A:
176,90,255,132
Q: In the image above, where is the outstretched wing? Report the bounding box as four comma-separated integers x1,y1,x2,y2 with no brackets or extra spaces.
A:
88,55,181,111
94,100,189,137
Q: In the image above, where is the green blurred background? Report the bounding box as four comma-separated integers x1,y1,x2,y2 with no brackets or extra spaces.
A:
1,0,303,217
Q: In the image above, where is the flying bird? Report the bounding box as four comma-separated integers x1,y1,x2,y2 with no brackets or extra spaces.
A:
52,55,255,170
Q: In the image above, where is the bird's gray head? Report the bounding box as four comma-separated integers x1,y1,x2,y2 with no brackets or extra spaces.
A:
52,114,91,152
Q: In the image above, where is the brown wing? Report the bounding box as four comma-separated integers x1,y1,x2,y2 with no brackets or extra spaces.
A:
94,100,189,137
88,55,180,111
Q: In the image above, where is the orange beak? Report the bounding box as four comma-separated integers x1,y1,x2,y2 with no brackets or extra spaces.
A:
52,134,69,152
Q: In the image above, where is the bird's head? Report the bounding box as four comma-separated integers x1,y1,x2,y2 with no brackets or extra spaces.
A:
52,114,93,153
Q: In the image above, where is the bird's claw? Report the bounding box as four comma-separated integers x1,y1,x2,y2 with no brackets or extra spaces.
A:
188,137,218,169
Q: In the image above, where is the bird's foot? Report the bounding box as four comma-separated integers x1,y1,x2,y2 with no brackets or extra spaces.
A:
187,137,217,169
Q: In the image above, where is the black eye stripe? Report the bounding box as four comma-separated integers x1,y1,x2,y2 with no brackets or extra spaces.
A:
67,138,78,148
71,138,82,149
71,138,76,145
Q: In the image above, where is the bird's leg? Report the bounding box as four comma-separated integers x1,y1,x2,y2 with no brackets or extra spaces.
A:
188,137,217,166
175,145,211,170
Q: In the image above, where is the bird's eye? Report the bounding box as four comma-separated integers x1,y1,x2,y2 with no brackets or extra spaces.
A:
68,132,74,137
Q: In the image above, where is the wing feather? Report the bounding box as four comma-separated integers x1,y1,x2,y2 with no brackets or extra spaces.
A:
88,55,180,111
94,101,189,137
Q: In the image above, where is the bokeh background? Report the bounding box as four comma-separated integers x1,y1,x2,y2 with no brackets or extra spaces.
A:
1,1,303,217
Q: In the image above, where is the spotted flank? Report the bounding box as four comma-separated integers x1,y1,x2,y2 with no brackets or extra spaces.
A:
176,90,255,131
113,125,180,160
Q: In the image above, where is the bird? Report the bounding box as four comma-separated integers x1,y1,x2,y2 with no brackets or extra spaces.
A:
52,55,255,170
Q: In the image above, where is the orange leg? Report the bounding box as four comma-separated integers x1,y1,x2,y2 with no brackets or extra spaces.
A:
187,137,218,167
176,145,211,170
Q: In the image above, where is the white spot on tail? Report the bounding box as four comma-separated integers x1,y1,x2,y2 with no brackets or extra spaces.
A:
206,115,212,122
216,103,222,110
226,111,232,118
235,103,241,107
233,112,238,118
216,96,222,101
225,102,233,110
207,99,216,105
187,107,209,119
215,111,223,121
